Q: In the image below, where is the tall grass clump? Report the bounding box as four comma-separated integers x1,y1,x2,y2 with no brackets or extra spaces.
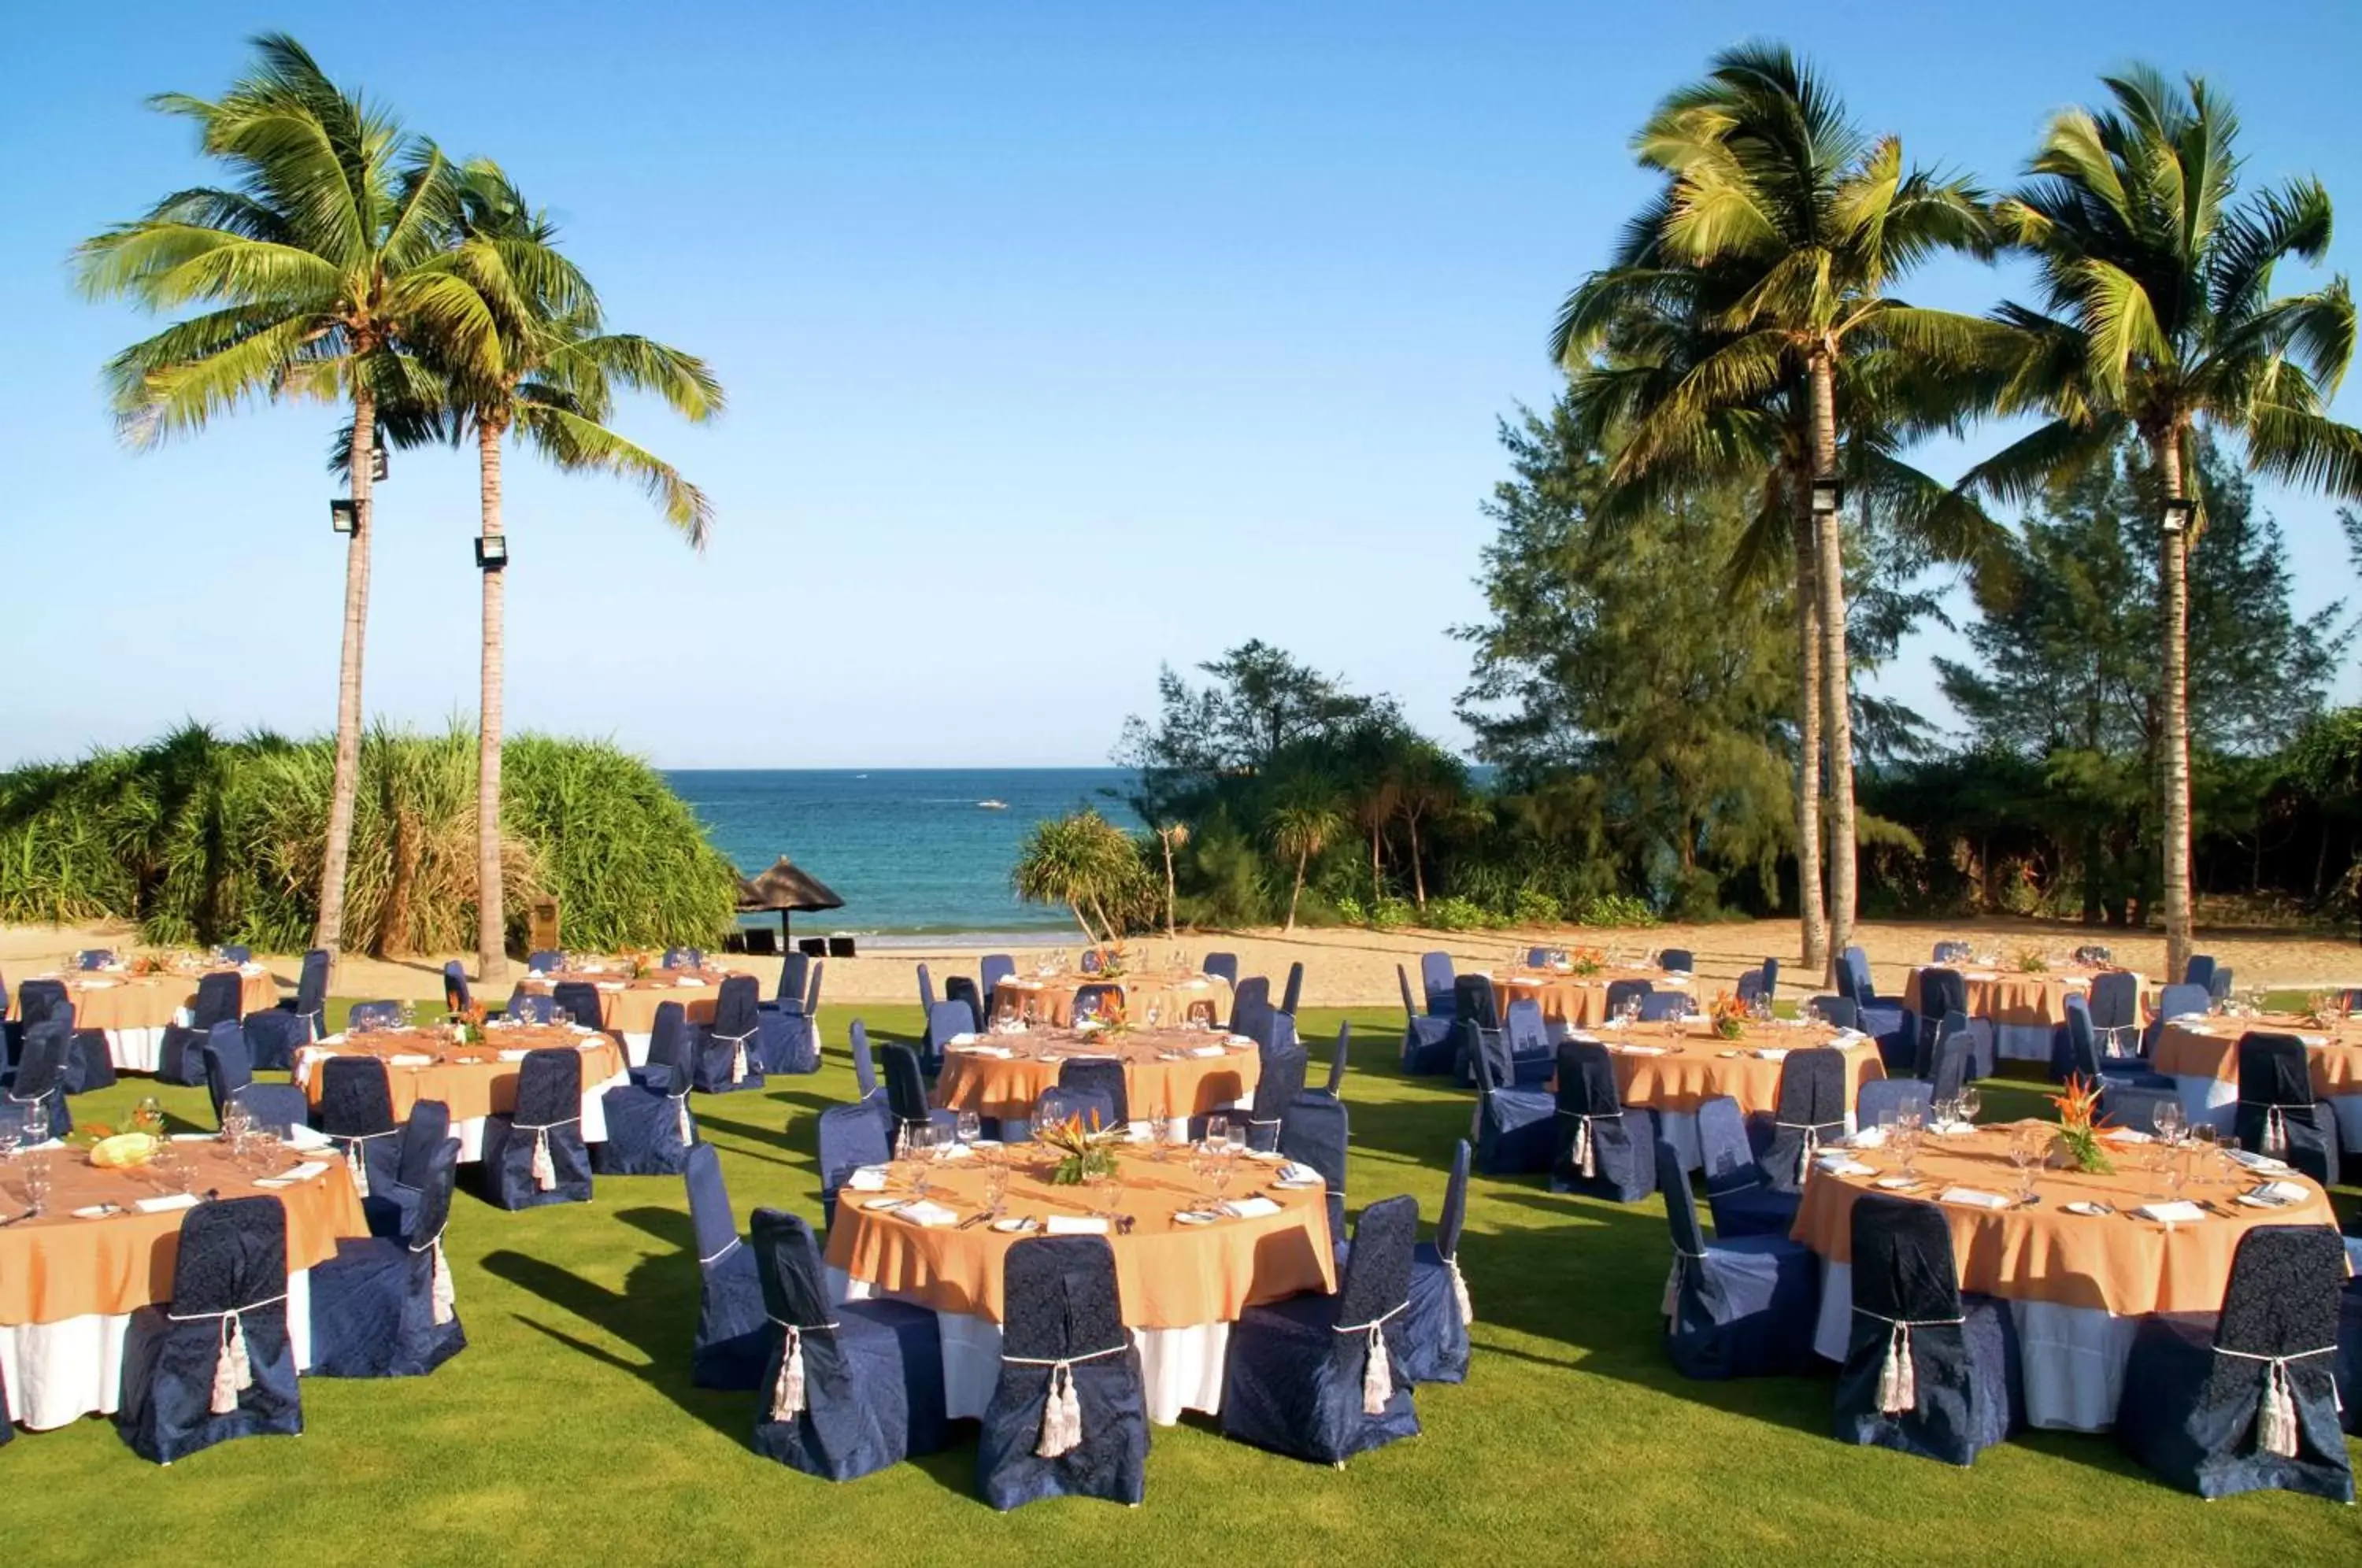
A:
0,724,733,956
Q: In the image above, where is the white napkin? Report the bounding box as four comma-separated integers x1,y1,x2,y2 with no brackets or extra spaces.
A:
947,1033,978,1048
596,981,625,991
1938,1188,2014,1210
895,1200,959,1228
1224,1195,1283,1219
77,979,119,989
961,1045,1014,1060
936,1143,975,1161
388,1053,434,1067
2249,1180,2309,1205
256,1161,331,1188
1044,1215,1109,1235
168,1132,214,1142
2134,1200,2206,1223
2103,1128,2153,1145
1275,1161,1324,1186
846,1167,889,1192
2299,1034,2331,1048
671,977,707,989
1964,971,2001,981
2226,1148,2290,1172
497,1048,529,1063
1831,1030,1868,1046
134,1193,200,1214
285,1125,333,1151
1612,1044,1668,1057
1189,1045,1227,1058
71,1203,122,1219
1814,1156,1876,1176
1846,1126,1888,1148
1749,1047,1790,1062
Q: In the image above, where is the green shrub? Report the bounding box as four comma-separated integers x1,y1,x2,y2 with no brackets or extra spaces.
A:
1368,895,1413,930
1423,895,1490,931
1507,886,1561,926
1572,892,1656,927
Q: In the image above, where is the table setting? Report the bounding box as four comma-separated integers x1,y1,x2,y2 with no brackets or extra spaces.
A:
1492,948,1694,1027
986,950,1231,1030
1901,948,2148,1064
933,1018,1261,1134
28,951,279,1072
516,955,749,1056
2150,998,2362,1144
293,1015,628,1160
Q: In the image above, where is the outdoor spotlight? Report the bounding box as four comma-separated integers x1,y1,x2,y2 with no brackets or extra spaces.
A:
1809,475,1844,516
329,498,357,534
371,442,389,483
2160,497,2193,536
475,532,509,571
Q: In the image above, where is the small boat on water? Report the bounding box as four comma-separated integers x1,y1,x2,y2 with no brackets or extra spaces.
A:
977,799,1009,810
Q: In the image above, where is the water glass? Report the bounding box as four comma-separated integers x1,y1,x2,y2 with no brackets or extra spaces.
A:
24,1101,49,1146
956,1110,981,1146
0,1122,20,1162
983,1162,1009,1219
23,1155,52,1217
1957,1086,1981,1125
2152,1100,2186,1145
1204,1115,1229,1152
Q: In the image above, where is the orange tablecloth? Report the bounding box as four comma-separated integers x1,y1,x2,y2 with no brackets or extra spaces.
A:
520,966,742,1033
1584,1021,1885,1115
46,967,278,1032
1494,966,1693,1028
825,1142,1335,1329
1901,966,2144,1030
988,969,1232,1030
934,1028,1261,1125
0,1141,366,1326
295,1025,627,1122
1790,1119,2338,1315
2153,1015,2362,1096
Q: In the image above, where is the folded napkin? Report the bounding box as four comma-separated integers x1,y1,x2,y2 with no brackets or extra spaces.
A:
1188,1045,1227,1058
1873,1175,1921,1190
2063,1200,2113,1216
1225,1195,1283,1219
2103,1127,2153,1145
1929,1119,1975,1137
1846,1127,1888,1148
670,977,707,989
936,1142,976,1161
285,1125,333,1151
256,1161,331,1188
1830,1030,1868,1046
71,1203,122,1219
1938,1188,2014,1210
2226,1148,2290,1172
76,979,119,989
2247,1180,2309,1205
134,1193,201,1214
961,1045,1014,1060
595,981,625,991
2134,1200,2206,1224
1814,1156,1876,1177
2299,1034,2331,1048
1749,1047,1790,1062
1274,1161,1324,1186
1964,971,2001,981
168,1132,214,1142
497,1048,530,1063
846,1167,889,1192
2162,1011,2207,1023
1612,1044,1668,1057
1045,1215,1109,1235
947,1033,979,1048
388,1053,435,1067
896,1200,960,1228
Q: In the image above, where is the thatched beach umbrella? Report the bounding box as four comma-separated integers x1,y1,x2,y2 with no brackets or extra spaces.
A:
736,856,846,945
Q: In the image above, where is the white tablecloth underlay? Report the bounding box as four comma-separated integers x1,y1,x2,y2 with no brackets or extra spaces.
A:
828,1266,1231,1426
102,1024,170,1074
1,1270,317,1431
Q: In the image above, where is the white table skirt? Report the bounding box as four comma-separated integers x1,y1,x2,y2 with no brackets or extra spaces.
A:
1812,1258,2140,1431
827,1265,1231,1425
104,1025,169,1074
442,1071,628,1161
1,1269,316,1431
617,1032,652,1068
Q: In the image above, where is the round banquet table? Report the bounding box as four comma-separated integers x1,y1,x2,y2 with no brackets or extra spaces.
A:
1791,1119,2341,1431
1493,966,1693,1028
1900,964,2146,1064
934,1026,1261,1135
39,964,280,1073
1574,1019,1885,1169
987,968,1232,1030
294,1023,628,1162
2152,1012,2362,1149
0,1136,368,1429
518,964,743,1063
825,1140,1335,1424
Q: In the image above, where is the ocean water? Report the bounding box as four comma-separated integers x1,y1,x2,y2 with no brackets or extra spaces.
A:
667,768,1137,942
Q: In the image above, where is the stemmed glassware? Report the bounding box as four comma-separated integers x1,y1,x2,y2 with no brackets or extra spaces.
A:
21,1154,51,1217
906,1124,939,1200
2007,1125,2042,1203
1891,1106,1923,1182
2152,1100,2186,1145
955,1111,981,1148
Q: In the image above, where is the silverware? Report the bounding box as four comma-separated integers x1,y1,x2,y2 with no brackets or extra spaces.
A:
0,1210,31,1226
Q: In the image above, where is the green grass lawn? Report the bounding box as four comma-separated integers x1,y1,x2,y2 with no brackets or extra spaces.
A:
9,1001,2360,1565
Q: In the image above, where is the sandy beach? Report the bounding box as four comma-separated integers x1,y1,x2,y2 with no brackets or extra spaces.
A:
8,915,2356,1009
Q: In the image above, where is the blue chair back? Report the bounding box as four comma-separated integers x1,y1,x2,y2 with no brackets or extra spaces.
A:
1637,991,1688,1022
1809,995,1858,1030
1503,997,1548,1056
1695,1096,1756,1195
2156,982,2210,1022
684,1141,741,1264
2208,965,2234,1004
1736,967,1768,1003
1929,1019,1975,1101
802,960,825,1015
927,998,978,1048
1335,1194,1416,1333
916,962,937,1011
1659,1138,1709,1258
2182,954,2218,992
2088,970,2141,1036
882,1044,932,1131
816,1101,890,1219
1657,949,1695,974
1279,962,1304,1018
75,949,115,971
1857,1077,1931,1127
647,1001,693,1088
2061,995,2102,1079
1524,947,1553,968
1202,952,1240,988
442,962,472,1014
1604,979,1652,1016
710,975,761,1038
198,1022,253,1117
1842,947,1875,1004
1078,949,1103,974
191,971,244,1030
776,952,810,1006
319,1057,396,1137
220,945,252,964
1759,957,1779,998
1058,1058,1131,1126
1033,1084,1113,1130
664,948,703,971
1452,974,1498,1032
16,978,70,1029
399,1100,453,1190
1435,1138,1471,1260
1324,1020,1350,1096
847,1019,879,1098
526,949,564,973
506,990,556,1025
513,1048,579,1129
979,954,1016,1002
1395,964,1422,1023
1420,952,1456,1015
1556,1041,1624,1117
347,1000,402,1031
1933,940,1973,963
1278,1092,1349,1227
550,981,603,1029
294,949,331,1018
943,976,985,1033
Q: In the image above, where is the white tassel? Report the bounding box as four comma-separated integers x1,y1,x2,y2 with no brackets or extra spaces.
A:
1796,1124,1819,1184
1572,1116,1595,1179
2263,1108,2289,1157
209,1312,252,1416
1035,1363,1083,1457
731,1041,749,1084
531,1128,557,1191
1447,1256,1474,1326
2258,1360,2299,1458
1876,1322,1916,1415
676,1096,694,1145
770,1326,806,1421
345,1139,370,1200
1361,1324,1394,1415
429,1240,456,1326
1660,1258,1683,1319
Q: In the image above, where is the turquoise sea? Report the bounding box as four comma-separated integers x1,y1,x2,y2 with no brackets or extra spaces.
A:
667,768,1136,943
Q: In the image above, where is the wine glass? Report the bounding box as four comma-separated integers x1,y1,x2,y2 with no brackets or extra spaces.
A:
0,1122,20,1163
1224,1122,1248,1163
983,1159,1009,1219
907,1124,937,1200
1090,1166,1120,1222
2189,1122,2219,1185
23,1154,52,1217
2007,1126,2041,1201
1957,1086,1981,1126
23,1100,50,1148
1893,1107,1923,1182
955,1110,981,1148
2152,1100,2186,1145
1204,1114,1229,1153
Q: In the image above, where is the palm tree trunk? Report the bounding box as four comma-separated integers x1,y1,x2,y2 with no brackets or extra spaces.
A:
1161,832,1178,939
1809,351,1857,978
1792,501,1828,975
475,420,509,986
313,382,376,960
1407,811,1427,907
2157,430,2194,980
1287,852,1307,932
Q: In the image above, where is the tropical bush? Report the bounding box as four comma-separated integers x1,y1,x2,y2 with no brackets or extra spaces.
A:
0,724,735,955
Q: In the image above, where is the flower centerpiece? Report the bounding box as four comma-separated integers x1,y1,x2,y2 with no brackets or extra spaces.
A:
68,1098,166,1165
126,954,159,977
1075,994,1131,1037
1566,946,1605,978
448,1002,488,1046
1090,945,1129,980
1035,1112,1124,1185
2049,1074,2114,1174
2013,945,2049,974
1708,993,1749,1041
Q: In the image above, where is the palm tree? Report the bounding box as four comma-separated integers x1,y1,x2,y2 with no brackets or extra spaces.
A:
1554,42,1996,976
1959,68,2362,978
1013,809,1146,947
441,164,720,984
1267,792,1345,933
76,34,501,961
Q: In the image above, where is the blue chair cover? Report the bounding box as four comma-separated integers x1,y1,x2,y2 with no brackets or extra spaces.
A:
916,961,938,1014
1502,997,1554,1087
1928,1020,1976,1104
365,1100,452,1244
1395,966,1456,1076
944,976,986,1035
159,971,246,1085
1524,946,1553,968
597,1035,696,1181
2183,954,2219,992
817,1099,892,1233
1078,949,1103,975
219,945,252,964
2235,1034,2340,1187
1697,1094,1797,1239
758,1000,820,1076
691,975,767,1093
549,981,604,1031
979,954,1015,1021
117,1196,301,1463
1756,1048,1848,1195
2145,983,2212,1052
1418,951,1456,1018
925,999,979,1070
1202,951,1241,989
882,1043,956,1141
1657,949,1694,974
292,946,331,1020
505,990,557,1026
1399,1138,1472,1385
2,1019,75,1142
1551,1041,1655,1202
1220,1194,1419,1466
442,961,473,1014
1637,991,1690,1023
1809,995,1858,1032
1834,1192,2022,1464
1472,1017,1553,1176
683,1143,768,1389
847,1019,880,1101
76,949,115,970
1932,940,1973,963
307,1138,467,1378
1317,1020,1350,1099
1603,978,1653,1019
347,1000,402,1032
1905,968,1967,1078
776,951,812,1008
2338,1274,2362,1437
526,949,565,973
480,1049,594,1209
200,1022,309,1136
318,1057,404,1206
753,1207,950,1482
1758,957,1780,997
664,948,704,970
1279,962,1304,1018
25,978,115,1094
1277,1092,1349,1244
2057,996,2171,1092
1658,1141,1816,1378
2116,1224,2351,1501
1839,947,1908,1053
1735,967,1769,1004
1228,975,1272,1040
1030,1085,1112,1134
1451,974,1501,1087
978,1235,1147,1507
1059,1058,1131,1129
1856,1078,1932,1130
630,1000,693,1093
2086,971,2144,1060
2209,965,2235,1004
1069,985,1123,1026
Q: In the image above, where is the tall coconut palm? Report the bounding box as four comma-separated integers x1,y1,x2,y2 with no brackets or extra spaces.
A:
1958,68,2361,978
76,33,501,961
442,165,720,984
1554,42,1997,976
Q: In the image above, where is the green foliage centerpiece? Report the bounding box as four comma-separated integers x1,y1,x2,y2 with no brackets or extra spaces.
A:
2050,1076,2114,1174
1036,1112,1124,1186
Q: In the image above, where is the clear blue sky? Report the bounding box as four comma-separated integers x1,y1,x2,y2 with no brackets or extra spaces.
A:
5,1,2357,768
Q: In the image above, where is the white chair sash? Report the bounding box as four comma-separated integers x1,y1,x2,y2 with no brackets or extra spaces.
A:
168,1292,288,1415
513,1115,581,1192
2216,1344,2340,1456
1005,1342,1128,1456
335,1129,398,1199
713,1026,757,1084
1853,1307,1964,1415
